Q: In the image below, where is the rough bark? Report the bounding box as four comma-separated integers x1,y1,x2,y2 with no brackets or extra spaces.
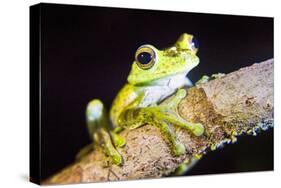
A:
44,59,274,185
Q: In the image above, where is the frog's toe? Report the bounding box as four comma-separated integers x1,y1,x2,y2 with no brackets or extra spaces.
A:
176,89,187,99
174,142,185,156
192,123,204,136
111,153,123,165
115,136,126,148
173,163,189,175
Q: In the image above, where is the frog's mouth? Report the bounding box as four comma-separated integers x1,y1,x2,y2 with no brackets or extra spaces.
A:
134,71,189,87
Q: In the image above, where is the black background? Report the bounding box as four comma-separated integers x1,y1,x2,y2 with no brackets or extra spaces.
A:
39,3,273,179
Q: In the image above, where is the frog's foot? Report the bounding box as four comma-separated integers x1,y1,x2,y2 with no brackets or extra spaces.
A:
86,99,123,165
78,130,123,165
100,128,123,165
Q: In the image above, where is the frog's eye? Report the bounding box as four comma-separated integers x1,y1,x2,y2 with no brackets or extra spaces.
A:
135,45,156,70
190,36,199,53
176,33,199,53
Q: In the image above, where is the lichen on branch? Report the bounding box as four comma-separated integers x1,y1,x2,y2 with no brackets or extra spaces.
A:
44,59,273,185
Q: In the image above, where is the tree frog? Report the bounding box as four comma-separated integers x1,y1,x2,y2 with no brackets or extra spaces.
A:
78,33,204,166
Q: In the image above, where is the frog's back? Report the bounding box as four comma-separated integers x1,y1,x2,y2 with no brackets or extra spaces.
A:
110,84,138,127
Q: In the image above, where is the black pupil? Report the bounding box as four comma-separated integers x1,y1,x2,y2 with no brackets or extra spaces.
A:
191,37,199,49
137,52,152,65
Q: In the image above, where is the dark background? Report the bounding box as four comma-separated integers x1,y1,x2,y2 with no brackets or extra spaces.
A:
39,3,273,179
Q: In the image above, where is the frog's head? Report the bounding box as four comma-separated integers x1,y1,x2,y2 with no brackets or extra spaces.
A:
127,33,199,85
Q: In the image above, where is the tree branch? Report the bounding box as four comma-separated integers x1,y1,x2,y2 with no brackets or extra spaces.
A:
44,59,274,185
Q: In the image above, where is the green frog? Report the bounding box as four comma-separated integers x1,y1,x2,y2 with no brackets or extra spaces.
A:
78,33,204,166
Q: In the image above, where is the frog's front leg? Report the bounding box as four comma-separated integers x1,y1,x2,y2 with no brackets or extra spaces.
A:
119,89,204,156
158,89,204,136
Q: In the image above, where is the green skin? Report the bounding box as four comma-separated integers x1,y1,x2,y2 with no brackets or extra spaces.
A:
79,33,205,166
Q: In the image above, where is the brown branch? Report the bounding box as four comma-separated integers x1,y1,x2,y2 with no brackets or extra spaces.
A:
44,59,274,185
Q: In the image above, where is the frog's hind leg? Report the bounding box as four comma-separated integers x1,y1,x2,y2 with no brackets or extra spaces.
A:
77,99,124,165
76,99,107,159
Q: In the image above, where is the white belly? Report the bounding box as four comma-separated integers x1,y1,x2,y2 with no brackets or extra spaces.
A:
139,74,191,107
